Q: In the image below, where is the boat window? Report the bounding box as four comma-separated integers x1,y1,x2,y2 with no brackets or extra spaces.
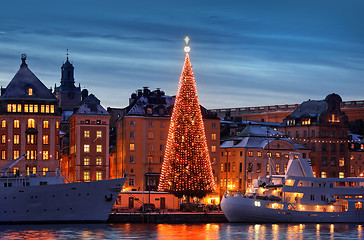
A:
285,179,294,186
355,202,362,211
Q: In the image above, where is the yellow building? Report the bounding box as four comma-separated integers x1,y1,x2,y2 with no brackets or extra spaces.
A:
111,87,220,203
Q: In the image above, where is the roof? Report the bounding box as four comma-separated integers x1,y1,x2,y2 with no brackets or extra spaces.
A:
73,94,109,115
288,99,327,119
1,56,57,101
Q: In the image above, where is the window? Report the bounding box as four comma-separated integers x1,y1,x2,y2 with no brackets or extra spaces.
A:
43,167,49,176
267,152,272,158
267,163,270,174
130,120,135,126
28,119,35,128
276,164,280,173
148,156,153,163
129,131,135,138
85,119,90,124
339,158,345,167
43,151,49,160
130,143,135,151
257,163,261,173
248,163,253,172
96,145,102,152
32,167,36,174
43,135,49,145
220,163,224,172
351,165,355,174
14,120,20,128
340,144,345,152
1,135,6,144
46,105,50,113
276,153,280,158
84,172,90,182
96,157,102,165
13,167,19,175
311,143,316,152
339,172,344,178
212,157,216,164
129,156,135,163
311,130,315,137
26,150,36,160
212,123,217,129
331,143,336,152
129,177,135,186
356,202,362,211
84,158,90,166
212,133,217,140
1,120,6,128
27,134,36,144
84,145,90,153
147,108,152,114
96,172,102,181
321,157,327,166
1,150,5,160
28,87,33,95
295,131,299,138
211,146,216,152
50,105,54,113
160,144,164,151
96,120,101,125
321,172,327,178
147,132,154,139
43,121,49,128
84,131,90,138
97,131,102,138
148,144,154,152
13,135,19,145
330,157,336,166
248,151,253,157
160,132,166,140
13,150,19,159
322,143,327,152
56,121,59,128
160,156,164,163
257,152,262,157
148,121,153,127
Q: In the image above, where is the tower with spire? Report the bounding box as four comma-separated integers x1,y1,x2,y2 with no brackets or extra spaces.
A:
53,50,82,111
158,37,216,200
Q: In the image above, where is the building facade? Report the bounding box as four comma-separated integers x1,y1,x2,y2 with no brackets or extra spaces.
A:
63,94,110,182
220,124,309,193
0,55,61,175
113,87,220,197
280,94,349,178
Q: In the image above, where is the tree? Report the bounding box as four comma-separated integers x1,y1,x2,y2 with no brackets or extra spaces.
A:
158,37,216,200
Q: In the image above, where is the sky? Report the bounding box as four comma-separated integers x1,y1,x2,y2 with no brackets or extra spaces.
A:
0,0,363,109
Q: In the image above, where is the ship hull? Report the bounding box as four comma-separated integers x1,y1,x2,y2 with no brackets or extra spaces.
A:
221,195,364,223
0,178,126,223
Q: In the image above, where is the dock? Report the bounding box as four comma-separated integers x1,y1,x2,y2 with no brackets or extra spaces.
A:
108,212,228,224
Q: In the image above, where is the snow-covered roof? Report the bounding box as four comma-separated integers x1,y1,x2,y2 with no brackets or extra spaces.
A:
73,94,109,115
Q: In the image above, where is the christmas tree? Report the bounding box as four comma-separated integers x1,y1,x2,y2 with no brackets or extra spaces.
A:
158,37,216,199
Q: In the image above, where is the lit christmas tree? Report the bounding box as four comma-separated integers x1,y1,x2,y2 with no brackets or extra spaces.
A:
158,37,216,200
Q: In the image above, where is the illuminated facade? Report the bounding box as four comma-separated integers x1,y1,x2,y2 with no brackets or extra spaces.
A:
0,55,61,174
220,125,309,192
280,94,349,178
63,94,110,182
112,87,220,196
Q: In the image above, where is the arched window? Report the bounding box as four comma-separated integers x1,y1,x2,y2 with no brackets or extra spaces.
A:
28,119,35,128
28,88,33,96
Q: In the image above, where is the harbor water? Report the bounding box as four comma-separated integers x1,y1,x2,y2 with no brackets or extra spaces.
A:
0,223,362,239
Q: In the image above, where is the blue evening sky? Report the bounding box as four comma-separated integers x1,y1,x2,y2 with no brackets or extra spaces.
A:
0,0,363,109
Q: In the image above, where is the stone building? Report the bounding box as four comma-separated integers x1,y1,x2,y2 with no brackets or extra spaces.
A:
280,93,349,178
0,55,61,175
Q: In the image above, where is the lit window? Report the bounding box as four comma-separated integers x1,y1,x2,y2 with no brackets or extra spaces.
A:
32,167,36,174
29,104,33,113
12,104,16,112
1,150,5,160
96,172,102,181
339,172,344,178
43,135,49,144
26,150,36,160
276,153,280,158
1,120,6,128
13,135,19,145
43,167,48,176
257,152,262,157
267,152,272,158
130,143,135,151
43,121,49,128
211,146,216,152
84,145,90,153
17,104,22,112
1,135,6,144
97,145,102,152
212,133,217,140
97,131,102,138
27,134,36,144
84,158,89,166
28,119,35,128
14,120,20,128
321,172,327,178
41,105,45,113
220,163,224,172
7,104,11,112
148,156,153,163
84,131,90,138
248,151,253,157
46,105,50,113
13,167,19,175
43,151,49,160
56,121,59,129
339,158,345,167
28,88,33,95
84,172,90,182
34,105,38,113
147,132,154,139
276,164,280,173
50,105,54,113
24,104,29,112
96,157,102,165
13,150,19,159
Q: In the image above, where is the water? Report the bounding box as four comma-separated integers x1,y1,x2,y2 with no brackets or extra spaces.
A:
0,223,362,240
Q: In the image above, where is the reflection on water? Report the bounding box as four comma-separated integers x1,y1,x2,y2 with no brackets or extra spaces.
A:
0,223,362,239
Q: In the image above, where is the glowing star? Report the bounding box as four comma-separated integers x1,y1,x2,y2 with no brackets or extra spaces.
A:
184,36,191,53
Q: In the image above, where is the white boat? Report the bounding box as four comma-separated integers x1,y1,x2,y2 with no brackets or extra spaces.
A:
0,155,126,223
221,152,364,223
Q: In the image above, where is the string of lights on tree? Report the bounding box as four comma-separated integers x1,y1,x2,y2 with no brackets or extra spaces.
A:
158,37,216,199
